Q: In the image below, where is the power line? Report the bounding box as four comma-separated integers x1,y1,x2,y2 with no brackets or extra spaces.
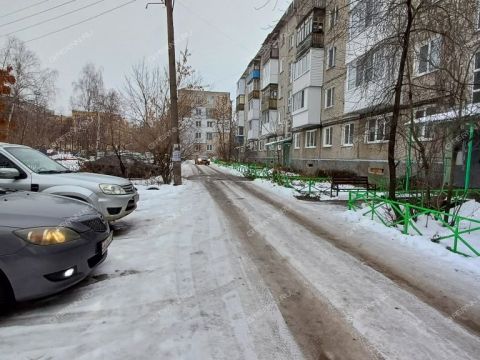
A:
0,0,51,19
0,0,77,29
25,0,137,43
4,0,106,37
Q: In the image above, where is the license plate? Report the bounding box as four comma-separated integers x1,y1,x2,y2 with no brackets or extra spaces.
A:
101,232,114,255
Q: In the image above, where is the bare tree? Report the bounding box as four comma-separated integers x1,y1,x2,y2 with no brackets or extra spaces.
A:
0,37,57,143
122,48,202,183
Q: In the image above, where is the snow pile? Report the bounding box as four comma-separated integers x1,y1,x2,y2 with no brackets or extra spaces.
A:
350,199,480,258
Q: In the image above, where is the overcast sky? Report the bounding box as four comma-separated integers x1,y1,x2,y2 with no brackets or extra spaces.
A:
0,0,288,115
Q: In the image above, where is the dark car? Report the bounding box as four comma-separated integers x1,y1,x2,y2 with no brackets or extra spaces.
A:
0,188,112,306
195,156,211,165
81,154,156,179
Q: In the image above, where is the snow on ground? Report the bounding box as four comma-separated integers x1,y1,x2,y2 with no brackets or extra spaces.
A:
213,163,480,263
196,165,480,360
0,176,302,360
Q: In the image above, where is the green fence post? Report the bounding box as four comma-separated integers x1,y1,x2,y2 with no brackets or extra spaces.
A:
308,180,312,196
403,203,410,235
453,218,460,253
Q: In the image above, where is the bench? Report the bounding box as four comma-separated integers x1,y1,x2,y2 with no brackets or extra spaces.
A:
331,176,376,197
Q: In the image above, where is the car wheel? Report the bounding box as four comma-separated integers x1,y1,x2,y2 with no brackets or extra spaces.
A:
0,272,13,309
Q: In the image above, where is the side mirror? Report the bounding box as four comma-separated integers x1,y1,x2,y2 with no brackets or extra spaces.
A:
0,168,20,179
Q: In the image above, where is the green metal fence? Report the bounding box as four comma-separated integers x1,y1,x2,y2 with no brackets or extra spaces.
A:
348,190,480,257
214,160,331,197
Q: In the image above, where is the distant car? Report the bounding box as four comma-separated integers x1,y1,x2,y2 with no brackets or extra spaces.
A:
195,156,211,165
0,189,112,305
0,143,139,221
81,155,156,179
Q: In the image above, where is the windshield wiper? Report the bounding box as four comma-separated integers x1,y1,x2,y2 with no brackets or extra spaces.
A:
37,170,72,174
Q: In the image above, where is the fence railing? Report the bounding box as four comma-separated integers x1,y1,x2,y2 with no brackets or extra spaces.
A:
214,160,331,197
348,190,480,257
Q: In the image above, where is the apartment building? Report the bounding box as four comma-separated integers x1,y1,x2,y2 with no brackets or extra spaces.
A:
235,0,480,184
179,89,231,159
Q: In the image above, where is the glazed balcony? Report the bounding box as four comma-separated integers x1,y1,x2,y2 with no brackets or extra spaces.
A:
236,95,245,111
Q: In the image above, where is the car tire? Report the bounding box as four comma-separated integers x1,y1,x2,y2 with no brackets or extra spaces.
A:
0,271,13,310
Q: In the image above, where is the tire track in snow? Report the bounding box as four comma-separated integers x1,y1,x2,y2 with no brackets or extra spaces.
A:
206,164,480,338
198,166,378,360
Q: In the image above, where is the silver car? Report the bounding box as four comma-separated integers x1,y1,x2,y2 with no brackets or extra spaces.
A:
0,143,139,221
0,188,112,305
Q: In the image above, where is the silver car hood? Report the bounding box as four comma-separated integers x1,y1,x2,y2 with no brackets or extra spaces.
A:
0,191,98,229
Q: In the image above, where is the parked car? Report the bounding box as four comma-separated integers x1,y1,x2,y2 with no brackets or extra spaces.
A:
195,156,211,165
81,155,156,179
0,188,112,305
0,143,139,221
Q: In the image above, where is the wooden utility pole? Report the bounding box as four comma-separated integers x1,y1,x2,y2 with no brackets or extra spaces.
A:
146,0,182,185
165,0,182,185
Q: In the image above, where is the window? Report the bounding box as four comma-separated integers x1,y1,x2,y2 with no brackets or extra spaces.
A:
305,130,317,148
280,59,284,73
474,52,480,103
342,123,355,146
293,90,305,111
238,126,244,136
329,6,339,29
206,132,213,140
262,111,270,125
325,87,335,108
294,53,310,79
195,132,202,139
327,46,336,68
207,121,213,127
416,38,441,75
323,127,333,147
0,154,16,168
289,62,294,83
207,144,213,151
196,121,201,127
366,118,390,143
349,0,379,38
414,108,435,140
195,145,201,152
289,34,295,49
350,47,387,89
293,133,301,149
195,108,202,116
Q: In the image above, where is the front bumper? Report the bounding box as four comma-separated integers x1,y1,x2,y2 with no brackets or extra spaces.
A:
94,192,140,221
0,230,111,301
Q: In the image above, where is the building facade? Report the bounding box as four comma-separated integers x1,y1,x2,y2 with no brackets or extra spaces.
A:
179,89,232,160
235,0,480,185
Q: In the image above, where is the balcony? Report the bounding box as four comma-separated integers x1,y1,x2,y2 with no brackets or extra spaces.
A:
297,32,324,59
261,98,278,111
236,95,245,111
246,69,260,84
261,47,279,64
248,90,260,101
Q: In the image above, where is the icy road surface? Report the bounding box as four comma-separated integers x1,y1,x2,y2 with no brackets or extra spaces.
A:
0,162,479,360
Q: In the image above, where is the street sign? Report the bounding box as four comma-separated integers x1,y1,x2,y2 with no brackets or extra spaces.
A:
172,150,181,162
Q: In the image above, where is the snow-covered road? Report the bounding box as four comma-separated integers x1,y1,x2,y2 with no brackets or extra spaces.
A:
1,162,479,360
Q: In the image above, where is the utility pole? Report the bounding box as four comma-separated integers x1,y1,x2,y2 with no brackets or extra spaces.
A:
147,0,182,185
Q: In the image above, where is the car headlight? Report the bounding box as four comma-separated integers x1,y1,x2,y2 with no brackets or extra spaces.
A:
198,158,201,162
14,227,80,246
99,184,126,195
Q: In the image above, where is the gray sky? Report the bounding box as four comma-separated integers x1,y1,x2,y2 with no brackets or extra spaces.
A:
0,0,288,115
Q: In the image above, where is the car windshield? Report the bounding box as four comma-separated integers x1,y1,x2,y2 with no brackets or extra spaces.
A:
5,147,70,174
